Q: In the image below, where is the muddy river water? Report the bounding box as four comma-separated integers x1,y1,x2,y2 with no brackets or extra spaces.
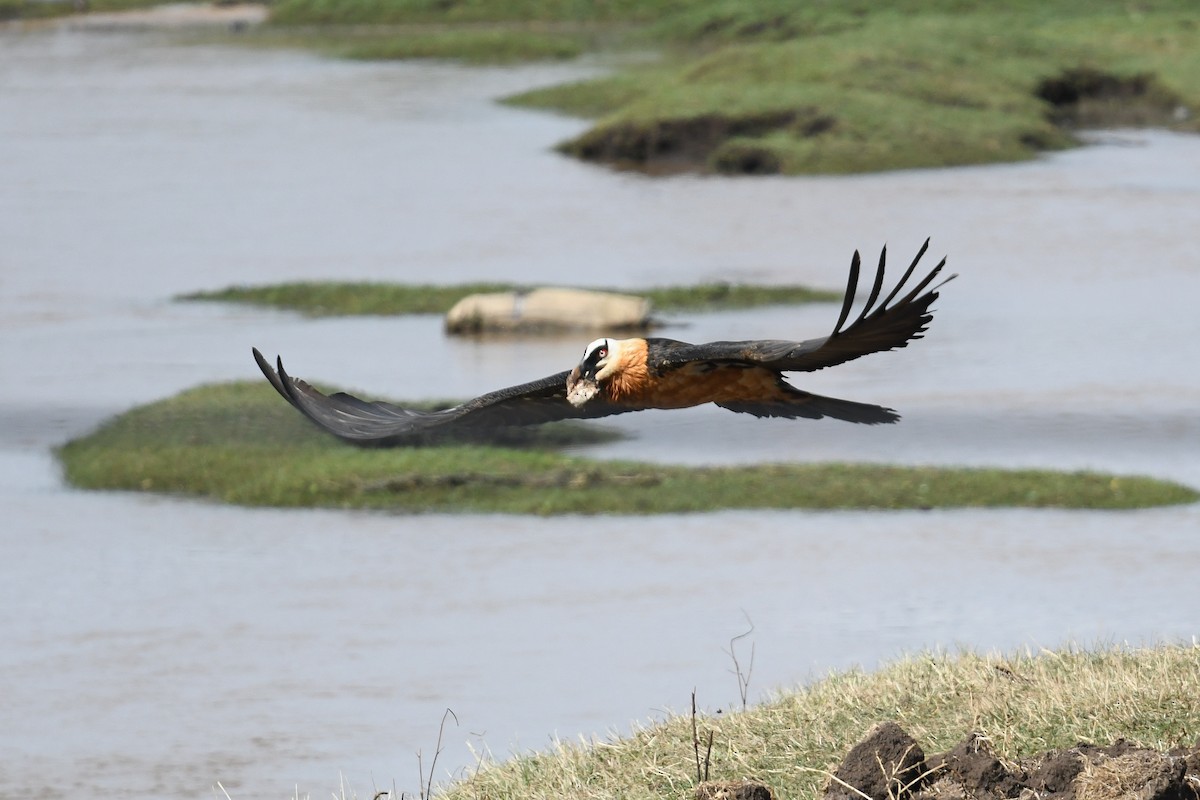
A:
2,20,1199,799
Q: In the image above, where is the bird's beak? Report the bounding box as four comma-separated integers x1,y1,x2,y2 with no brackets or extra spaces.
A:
566,365,599,407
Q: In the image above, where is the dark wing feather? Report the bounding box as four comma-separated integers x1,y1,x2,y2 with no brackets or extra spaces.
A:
715,393,899,424
253,348,633,447
651,239,954,374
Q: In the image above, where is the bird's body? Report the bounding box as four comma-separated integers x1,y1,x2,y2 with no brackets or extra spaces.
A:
254,239,953,446
623,352,787,409
572,337,867,411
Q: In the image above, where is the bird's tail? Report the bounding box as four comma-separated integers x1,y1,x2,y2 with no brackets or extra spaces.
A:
716,390,899,424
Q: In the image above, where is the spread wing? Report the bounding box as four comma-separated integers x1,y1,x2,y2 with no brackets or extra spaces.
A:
650,239,953,373
252,348,633,447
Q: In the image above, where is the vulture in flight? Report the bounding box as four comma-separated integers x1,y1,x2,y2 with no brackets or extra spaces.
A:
254,240,952,447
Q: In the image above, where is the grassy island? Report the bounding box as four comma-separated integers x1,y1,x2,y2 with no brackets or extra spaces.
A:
57,381,1199,514
12,3,1199,174
256,0,1200,174
179,281,838,318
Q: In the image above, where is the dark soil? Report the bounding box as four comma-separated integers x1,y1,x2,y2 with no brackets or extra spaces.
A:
819,722,1200,800
560,107,834,175
1035,67,1185,128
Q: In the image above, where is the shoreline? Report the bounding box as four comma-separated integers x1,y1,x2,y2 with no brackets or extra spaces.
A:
5,1,267,31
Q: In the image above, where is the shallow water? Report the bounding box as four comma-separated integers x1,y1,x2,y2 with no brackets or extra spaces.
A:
2,22,1199,799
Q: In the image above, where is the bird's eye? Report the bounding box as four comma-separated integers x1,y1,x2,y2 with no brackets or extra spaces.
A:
597,348,607,359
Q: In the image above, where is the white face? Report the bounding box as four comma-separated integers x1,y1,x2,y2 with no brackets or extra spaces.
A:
577,337,617,381
582,338,609,362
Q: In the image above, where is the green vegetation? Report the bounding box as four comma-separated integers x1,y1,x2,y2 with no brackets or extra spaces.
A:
258,0,1200,174
437,644,1200,800
57,381,1199,514
231,24,598,64
182,281,514,317
267,0,664,27
331,27,585,63
642,282,836,312
0,0,70,21
179,281,838,317
19,2,1197,172
0,0,169,22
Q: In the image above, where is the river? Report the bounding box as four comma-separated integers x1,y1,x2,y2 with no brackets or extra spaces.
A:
1,18,1198,799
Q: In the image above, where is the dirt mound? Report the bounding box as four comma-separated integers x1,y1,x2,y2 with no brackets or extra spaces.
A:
1035,67,1185,128
821,723,1200,800
561,108,835,175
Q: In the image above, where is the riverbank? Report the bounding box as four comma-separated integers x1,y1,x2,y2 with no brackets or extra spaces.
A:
1,0,265,28
437,644,1200,800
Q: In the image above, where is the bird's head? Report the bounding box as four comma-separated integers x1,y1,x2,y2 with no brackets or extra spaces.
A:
566,337,616,407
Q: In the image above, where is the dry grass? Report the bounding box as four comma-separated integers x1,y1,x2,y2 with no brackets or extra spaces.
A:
1075,750,1182,800
436,644,1200,800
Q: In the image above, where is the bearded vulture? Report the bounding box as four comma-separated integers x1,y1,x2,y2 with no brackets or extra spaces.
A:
253,240,952,447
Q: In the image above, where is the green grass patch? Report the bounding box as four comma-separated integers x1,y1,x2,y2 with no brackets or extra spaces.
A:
437,643,1200,800
0,0,72,21
504,73,651,118
224,23,597,64
14,2,1200,174
332,27,585,62
267,0,672,27
0,0,191,21
257,0,1200,174
57,381,1200,514
179,281,838,317
538,9,1197,174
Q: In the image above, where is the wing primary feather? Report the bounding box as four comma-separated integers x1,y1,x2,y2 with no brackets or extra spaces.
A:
274,356,340,434
895,255,950,306
253,347,290,398
856,243,889,326
275,356,303,408
832,249,861,335
877,236,930,311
